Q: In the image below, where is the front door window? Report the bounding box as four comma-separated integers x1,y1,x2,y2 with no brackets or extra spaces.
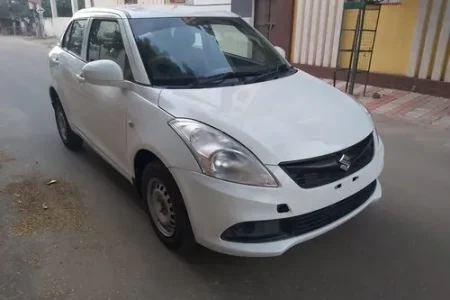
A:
87,19,133,80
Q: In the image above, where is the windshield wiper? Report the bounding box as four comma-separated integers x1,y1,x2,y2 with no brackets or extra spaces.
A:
245,64,293,84
192,71,261,87
175,66,294,88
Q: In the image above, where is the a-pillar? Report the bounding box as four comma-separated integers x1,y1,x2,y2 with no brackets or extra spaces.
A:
49,0,58,18
71,0,79,15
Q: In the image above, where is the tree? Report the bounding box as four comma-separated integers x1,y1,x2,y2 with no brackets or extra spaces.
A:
0,0,32,20
0,1,10,19
0,0,35,35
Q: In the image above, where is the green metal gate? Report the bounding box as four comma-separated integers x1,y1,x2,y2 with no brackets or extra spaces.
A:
333,1,382,96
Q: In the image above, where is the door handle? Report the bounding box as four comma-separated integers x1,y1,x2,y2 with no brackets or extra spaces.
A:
76,74,85,84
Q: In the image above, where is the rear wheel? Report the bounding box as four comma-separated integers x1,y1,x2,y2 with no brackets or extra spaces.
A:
141,161,196,254
54,103,83,151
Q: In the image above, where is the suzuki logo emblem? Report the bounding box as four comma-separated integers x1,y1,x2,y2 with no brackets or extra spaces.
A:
339,154,351,171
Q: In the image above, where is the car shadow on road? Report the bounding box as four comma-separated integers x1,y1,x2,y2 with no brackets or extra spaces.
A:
78,143,147,212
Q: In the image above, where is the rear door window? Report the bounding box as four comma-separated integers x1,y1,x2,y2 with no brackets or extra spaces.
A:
66,19,87,57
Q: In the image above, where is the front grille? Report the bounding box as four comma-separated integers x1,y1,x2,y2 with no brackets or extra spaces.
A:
221,180,377,243
280,133,375,189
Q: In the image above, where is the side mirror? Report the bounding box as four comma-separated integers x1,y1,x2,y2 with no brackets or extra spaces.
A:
274,46,286,59
82,60,126,88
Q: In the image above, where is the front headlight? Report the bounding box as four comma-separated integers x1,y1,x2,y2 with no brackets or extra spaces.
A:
169,119,278,187
351,96,380,142
358,103,380,142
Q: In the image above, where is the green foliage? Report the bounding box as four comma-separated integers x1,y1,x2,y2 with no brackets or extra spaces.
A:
0,0,86,20
0,0,10,19
0,0,32,20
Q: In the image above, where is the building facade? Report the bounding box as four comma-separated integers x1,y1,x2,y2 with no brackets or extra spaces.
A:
230,0,450,97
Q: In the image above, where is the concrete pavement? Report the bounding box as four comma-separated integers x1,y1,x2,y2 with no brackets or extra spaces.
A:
325,79,450,130
1,36,450,300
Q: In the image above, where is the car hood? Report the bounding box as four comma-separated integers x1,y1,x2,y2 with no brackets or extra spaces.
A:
159,71,374,165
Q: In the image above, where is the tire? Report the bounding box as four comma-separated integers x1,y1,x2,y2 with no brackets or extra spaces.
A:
141,161,196,254
54,102,83,151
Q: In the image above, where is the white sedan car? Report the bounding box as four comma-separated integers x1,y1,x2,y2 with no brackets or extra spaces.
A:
48,5,384,257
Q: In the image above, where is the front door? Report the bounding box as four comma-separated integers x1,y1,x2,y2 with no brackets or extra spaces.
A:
81,17,131,173
254,0,294,59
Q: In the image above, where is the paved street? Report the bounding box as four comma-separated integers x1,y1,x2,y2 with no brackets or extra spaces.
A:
1,36,450,300
323,80,450,130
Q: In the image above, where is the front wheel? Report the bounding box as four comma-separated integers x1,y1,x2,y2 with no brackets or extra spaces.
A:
54,103,83,151
142,161,196,254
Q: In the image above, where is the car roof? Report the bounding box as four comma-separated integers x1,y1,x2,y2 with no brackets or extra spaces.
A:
74,4,239,19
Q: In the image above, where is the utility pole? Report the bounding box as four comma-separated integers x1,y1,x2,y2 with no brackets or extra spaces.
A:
50,0,58,18
8,0,16,35
36,3,45,38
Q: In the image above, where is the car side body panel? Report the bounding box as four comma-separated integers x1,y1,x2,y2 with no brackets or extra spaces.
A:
125,85,201,179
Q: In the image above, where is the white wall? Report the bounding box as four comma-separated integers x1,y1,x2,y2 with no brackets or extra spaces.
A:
44,0,231,38
291,0,344,68
186,0,230,5
186,0,230,11
89,0,190,7
86,0,167,8
137,0,167,4
44,17,72,38
91,0,230,7
90,0,123,7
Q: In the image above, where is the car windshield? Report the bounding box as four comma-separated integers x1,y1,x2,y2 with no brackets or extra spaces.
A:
129,17,294,88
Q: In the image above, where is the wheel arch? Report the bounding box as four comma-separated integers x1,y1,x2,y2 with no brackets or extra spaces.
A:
49,86,59,109
132,148,167,194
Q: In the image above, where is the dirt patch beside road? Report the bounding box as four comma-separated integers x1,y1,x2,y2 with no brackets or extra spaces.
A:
0,173,96,299
2,176,91,236
0,150,15,163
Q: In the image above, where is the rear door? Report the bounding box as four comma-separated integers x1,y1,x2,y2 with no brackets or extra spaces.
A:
58,18,89,134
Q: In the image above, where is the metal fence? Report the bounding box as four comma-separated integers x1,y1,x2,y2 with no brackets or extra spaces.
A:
0,24,41,37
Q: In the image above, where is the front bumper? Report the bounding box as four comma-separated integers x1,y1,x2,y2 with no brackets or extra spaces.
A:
170,139,384,257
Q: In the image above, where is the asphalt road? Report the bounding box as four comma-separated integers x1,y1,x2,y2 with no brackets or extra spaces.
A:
1,36,450,300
